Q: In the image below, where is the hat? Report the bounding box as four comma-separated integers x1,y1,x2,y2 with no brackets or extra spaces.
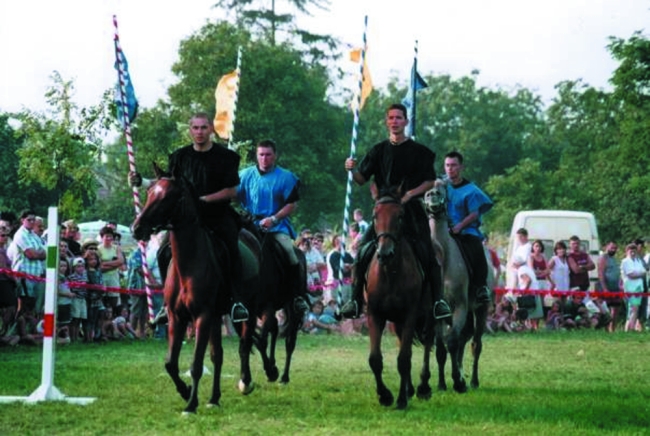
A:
81,238,99,251
72,257,85,267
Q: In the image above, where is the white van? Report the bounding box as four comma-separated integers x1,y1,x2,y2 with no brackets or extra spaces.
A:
505,210,601,290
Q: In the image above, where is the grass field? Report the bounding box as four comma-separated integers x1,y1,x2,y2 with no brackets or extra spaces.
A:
0,330,649,435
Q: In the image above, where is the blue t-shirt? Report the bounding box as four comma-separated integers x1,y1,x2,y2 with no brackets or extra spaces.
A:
237,165,300,238
446,178,493,239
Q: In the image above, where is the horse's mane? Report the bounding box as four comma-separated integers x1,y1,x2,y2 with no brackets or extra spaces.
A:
376,185,403,203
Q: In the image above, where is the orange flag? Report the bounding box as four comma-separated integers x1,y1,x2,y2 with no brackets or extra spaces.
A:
349,48,373,110
214,70,238,140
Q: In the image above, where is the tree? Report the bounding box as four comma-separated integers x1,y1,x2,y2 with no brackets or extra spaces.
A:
14,72,111,219
139,21,348,229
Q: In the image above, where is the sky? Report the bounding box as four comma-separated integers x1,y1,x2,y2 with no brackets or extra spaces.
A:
1,0,648,115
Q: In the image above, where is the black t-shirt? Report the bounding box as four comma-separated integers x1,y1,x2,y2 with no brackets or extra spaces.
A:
168,143,240,221
358,139,436,196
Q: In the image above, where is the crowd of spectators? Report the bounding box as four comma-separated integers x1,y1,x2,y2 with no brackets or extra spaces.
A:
3,208,650,348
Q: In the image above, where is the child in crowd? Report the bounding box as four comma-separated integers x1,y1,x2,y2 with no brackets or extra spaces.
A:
56,257,74,344
84,249,104,342
101,306,118,340
68,257,89,343
303,300,340,334
487,295,515,333
112,305,137,339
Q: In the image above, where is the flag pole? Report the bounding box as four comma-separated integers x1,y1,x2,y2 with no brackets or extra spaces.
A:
339,15,368,310
228,46,242,150
410,40,419,139
113,15,155,324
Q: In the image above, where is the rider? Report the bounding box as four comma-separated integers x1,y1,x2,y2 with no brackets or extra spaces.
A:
340,103,452,320
443,151,493,305
129,112,250,323
236,139,310,315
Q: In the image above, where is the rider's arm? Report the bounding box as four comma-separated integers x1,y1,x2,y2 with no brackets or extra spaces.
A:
199,186,237,203
401,179,435,203
345,158,367,186
259,202,297,229
451,211,480,235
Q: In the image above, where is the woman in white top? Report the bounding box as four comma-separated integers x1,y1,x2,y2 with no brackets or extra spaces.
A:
620,243,646,332
547,241,570,307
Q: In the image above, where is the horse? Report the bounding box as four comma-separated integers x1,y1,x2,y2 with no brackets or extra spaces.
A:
246,227,307,385
424,178,490,393
131,164,260,414
364,186,435,410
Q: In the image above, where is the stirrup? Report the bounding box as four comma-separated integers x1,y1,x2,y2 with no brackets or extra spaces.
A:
231,302,249,323
151,306,168,326
476,286,491,304
340,300,360,319
293,297,310,314
433,300,452,320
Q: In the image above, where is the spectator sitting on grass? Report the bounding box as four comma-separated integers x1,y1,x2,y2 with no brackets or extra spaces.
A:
303,300,340,334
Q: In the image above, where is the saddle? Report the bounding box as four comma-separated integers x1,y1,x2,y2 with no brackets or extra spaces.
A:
448,233,476,280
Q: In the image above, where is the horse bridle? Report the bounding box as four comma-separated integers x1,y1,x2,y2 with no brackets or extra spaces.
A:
374,195,402,245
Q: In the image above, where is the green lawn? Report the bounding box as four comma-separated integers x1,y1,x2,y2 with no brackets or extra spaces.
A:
0,331,648,435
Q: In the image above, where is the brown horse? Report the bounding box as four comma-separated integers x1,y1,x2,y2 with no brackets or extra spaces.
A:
364,186,435,410
131,166,260,414
424,178,490,393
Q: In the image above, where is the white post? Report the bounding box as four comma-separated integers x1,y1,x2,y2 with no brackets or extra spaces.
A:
0,207,96,405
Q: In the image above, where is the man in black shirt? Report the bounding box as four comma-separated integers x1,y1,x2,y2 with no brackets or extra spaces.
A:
340,103,451,320
130,112,248,323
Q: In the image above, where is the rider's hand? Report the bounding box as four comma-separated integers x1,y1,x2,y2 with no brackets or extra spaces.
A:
128,171,142,188
344,158,357,172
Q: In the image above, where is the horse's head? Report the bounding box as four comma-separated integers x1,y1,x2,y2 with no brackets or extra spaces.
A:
373,186,404,265
424,179,447,219
132,163,188,241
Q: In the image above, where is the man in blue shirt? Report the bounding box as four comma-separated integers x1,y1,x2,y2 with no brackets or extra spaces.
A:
237,139,310,315
444,151,493,304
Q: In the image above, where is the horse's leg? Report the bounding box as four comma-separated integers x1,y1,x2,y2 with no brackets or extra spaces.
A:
183,314,211,414
396,324,415,410
280,307,300,385
164,315,191,404
435,324,448,391
207,316,223,407
237,318,255,395
447,307,469,394
368,314,393,407
417,320,433,400
471,306,488,389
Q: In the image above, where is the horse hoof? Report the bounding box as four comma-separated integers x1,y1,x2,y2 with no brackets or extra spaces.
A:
238,379,255,395
471,380,479,389
438,383,447,392
396,400,408,410
453,381,468,394
181,410,196,417
378,391,394,407
266,366,279,382
416,385,432,400
279,376,290,385
206,402,221,408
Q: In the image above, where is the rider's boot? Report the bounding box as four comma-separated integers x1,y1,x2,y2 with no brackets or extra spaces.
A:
475,285,492,305
151,305,169,326
288,263,310,316
230,274,249,323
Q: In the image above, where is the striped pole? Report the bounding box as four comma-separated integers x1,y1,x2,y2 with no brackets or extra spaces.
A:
113,15,155,323
228,46,242,150
339,15,368,309
0,208,96,404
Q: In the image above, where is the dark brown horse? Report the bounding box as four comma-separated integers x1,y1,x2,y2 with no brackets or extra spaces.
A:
424,178,489,392
247,231,307,385
364,186,435,410
131,166,260,414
